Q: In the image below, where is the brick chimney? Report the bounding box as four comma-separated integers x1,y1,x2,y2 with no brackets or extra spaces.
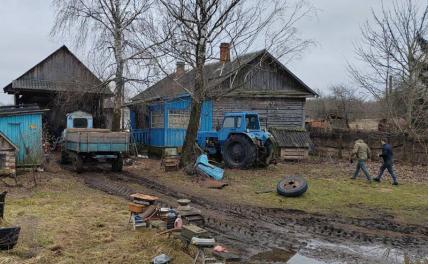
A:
220,43,231,63
175,61,185,78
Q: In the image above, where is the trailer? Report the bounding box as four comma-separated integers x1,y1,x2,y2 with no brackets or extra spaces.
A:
61,111,129,172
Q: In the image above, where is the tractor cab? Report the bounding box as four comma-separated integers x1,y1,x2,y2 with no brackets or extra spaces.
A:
218,112,261,139
66,111,93,129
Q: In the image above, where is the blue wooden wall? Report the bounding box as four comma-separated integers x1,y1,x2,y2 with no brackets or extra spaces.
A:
131,95,213,147
0,113,43,165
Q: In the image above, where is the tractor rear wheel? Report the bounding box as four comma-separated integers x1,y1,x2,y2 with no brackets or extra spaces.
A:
223,135,257,169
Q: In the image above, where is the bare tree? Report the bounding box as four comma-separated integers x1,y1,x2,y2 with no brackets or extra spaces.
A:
349,0,428,131
157,0,314,166
306,85,367,126
51,0,164,131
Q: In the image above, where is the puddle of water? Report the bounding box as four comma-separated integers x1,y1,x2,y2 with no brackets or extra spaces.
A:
247,239,425,263
300,239,407,264
286,254,328,264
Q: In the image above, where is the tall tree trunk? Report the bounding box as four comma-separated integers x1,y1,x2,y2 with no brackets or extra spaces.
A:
181,44,206,166
112,9,123,132
112,64,123,131
181,99,203,166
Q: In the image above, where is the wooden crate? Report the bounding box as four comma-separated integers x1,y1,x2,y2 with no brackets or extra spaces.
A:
280,147,309,160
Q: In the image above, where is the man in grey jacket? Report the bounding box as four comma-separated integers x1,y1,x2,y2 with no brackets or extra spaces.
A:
351,139,372,181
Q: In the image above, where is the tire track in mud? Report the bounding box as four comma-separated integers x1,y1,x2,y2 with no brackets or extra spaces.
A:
83,170,428,260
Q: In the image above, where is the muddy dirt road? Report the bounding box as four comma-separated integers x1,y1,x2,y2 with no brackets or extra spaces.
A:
80,169,428,263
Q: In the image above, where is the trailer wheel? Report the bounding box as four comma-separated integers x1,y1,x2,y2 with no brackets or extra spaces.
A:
60,150,69,164
223,135,256,169
72,154,83,173
112,154,123,172
277,176,308,197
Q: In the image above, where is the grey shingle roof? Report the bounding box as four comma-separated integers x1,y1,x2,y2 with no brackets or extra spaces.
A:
131,50,316,103
269,128,313,148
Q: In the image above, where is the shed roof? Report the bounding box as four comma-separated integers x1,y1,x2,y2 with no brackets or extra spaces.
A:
0,131,19,151
3,46,112,95
0,104,48,117
131,50,317,103
269,128,313,148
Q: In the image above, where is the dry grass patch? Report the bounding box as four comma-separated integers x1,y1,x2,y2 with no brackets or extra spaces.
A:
0,172,191,264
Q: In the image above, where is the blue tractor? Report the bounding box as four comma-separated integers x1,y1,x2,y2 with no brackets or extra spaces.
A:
197,112,275,169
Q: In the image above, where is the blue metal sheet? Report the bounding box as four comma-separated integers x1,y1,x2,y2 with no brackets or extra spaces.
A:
0,113,43,165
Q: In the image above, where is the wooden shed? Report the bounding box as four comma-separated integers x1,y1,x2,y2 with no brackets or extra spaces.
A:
0,105,47,166
269,128,312,160
3,46,112,138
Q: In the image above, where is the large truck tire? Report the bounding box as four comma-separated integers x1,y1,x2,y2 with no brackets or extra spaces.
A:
277,176,308,197
223,135,257,169
112,154,123,172
259,139,274,167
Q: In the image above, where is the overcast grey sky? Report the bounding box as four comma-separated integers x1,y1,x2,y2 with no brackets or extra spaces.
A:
0,0,406,104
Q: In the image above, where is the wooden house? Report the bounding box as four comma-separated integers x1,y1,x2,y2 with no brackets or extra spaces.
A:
3,46,112,137
129,43,317,154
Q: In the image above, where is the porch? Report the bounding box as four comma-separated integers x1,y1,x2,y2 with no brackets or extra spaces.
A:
130,95,213,148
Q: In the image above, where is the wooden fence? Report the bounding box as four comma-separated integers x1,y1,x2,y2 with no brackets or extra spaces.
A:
308,128,428,165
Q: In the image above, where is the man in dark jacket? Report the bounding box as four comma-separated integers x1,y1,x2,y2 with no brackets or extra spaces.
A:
374,139,398,185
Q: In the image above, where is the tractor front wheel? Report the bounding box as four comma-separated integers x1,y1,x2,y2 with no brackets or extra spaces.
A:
223,135,257,169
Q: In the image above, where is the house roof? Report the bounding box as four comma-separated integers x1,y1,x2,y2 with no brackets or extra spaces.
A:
3,45,112,95
0,104,49,117
0,131,19,151
269,128,313,148
131,50,317,104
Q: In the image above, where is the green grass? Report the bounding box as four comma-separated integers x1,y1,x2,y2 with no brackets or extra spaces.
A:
229,176,428,224
137,160,428,226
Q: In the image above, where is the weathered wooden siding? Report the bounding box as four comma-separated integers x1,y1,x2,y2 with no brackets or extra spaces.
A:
221,59,309,97
213,97,305,129
19,48,100,88
280,147,309,160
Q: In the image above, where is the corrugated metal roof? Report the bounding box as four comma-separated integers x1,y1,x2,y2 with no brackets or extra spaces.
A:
9,79,108,94
270,128,312,148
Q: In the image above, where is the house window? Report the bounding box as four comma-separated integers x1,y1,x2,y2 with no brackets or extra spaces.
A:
0,154,6,168
169,109,190,128
73,118,88,128
151,111,164,128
